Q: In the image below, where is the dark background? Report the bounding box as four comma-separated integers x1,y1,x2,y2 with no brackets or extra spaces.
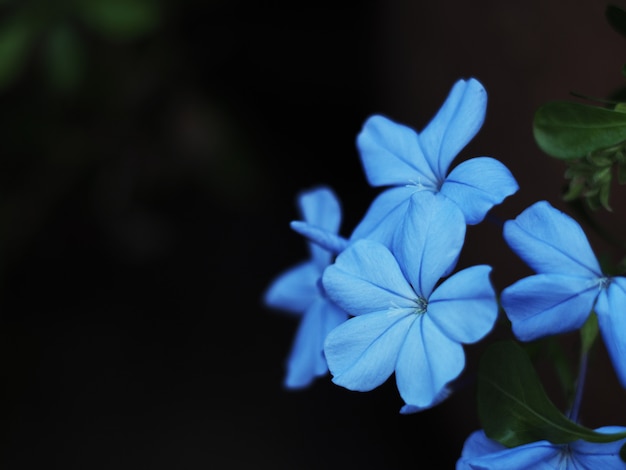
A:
1,1,626,468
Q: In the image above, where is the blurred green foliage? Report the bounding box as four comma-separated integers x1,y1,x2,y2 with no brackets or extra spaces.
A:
0,0,261,282
0,0,163,91
77,0,162,41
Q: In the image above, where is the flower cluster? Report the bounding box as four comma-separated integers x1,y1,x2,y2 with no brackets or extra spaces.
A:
264,77,626,467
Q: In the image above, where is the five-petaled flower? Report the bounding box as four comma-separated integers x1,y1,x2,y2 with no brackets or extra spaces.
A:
456,428,626,469
351,77,518,246
263,186,348,389
500,200,626,388
322,191,498,413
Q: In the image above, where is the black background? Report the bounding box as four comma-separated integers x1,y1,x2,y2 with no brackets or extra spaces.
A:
2,1,626,468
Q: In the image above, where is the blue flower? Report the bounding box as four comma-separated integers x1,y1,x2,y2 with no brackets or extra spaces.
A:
321,191,498,413
456,428,626,469
264,186,349,389
500,200,626,388
351,77,518,245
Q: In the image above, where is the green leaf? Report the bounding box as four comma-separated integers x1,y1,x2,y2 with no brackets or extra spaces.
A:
521,337,575,404
75,0,162,42
533,101,626,159
477,340,626,447
606,4,626,39
545,339,576,405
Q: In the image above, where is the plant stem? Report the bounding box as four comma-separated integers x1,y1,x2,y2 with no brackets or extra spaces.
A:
568,351,589,424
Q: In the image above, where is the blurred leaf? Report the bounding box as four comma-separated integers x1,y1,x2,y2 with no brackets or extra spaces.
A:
0,12,37,89
606,4,626,38
75,0,162,42
598,179,611,210
477,340,626,447
533,101,626,159
43,23,84,92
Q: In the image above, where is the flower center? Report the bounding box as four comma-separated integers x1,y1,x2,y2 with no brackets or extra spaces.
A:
555,445,573,470
405,178,436,192
413,296,428,315
598,276,611,290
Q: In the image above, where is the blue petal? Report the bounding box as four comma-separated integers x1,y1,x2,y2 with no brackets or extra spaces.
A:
419,78,487,178
395,315,464,408
290,220,349,255
322,239,417,316
356,115,439,188
500,274,598,341
457,430,506,462
400,385,452,414
393,191,466,298
263,261,319,314
571,426,626,469
595,277,626,388
428,265,497,344
503,201,602,277
284,297,348,389
297,186,342,269
324,309,415,391
439,157,519,225
349,186,415,246
457,432,559,470
297,185,342,231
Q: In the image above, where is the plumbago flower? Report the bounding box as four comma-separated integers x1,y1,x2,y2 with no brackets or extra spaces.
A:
500,200,626,388
263,186,349,389
322,191,498,413
351,77,518,246
456,428,626,469
290,78,518,253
